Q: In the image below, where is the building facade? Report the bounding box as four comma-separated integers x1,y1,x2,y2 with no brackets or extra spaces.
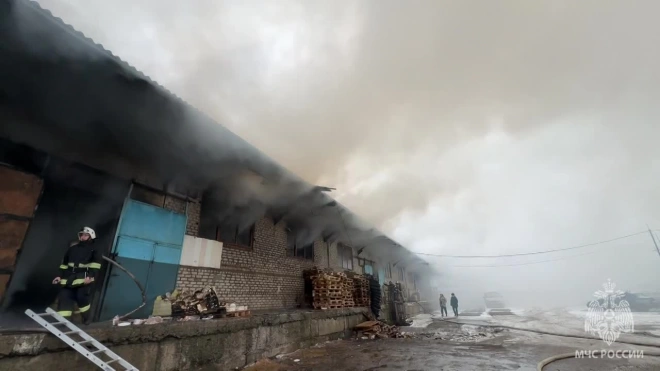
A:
0,0,434,322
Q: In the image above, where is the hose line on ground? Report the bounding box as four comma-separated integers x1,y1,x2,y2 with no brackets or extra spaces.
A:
438,318,660,348
438,318,660,370
537,350,660,371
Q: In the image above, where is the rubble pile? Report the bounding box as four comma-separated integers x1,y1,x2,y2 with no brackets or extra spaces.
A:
171,287,225,317
424,325,502,342
113,286,251,326
353,320,413,339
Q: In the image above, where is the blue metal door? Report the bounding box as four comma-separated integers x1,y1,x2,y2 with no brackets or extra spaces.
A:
100,199,187,320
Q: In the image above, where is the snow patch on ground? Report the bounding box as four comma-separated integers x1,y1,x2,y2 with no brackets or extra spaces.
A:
410,313,433,328
427,324,501,343
478,312,493,319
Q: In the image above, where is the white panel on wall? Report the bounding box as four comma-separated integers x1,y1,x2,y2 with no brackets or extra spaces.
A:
180,236,223,268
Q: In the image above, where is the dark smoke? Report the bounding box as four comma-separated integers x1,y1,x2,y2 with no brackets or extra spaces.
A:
0,0,405,255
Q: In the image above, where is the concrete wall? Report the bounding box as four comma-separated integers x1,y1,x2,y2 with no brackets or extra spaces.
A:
177,217,331,310
0,308,367,371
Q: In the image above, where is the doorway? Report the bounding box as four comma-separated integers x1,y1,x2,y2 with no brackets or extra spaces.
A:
99,199,187,320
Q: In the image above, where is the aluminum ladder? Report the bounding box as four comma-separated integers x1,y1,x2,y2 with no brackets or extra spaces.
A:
25,308,138,371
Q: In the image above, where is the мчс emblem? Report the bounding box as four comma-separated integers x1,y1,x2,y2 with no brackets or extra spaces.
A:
585,279,634,345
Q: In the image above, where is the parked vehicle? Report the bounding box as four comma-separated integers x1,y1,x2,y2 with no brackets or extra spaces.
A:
484,292,506,310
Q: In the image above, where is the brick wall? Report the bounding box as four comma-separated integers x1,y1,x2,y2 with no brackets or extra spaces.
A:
313,239,329,268
176,217,330,310
327,242,341,270
163,194,186,214
185,200,201,236
134,185,201,237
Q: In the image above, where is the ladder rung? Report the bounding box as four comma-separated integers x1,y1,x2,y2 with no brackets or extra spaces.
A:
25,308,138,370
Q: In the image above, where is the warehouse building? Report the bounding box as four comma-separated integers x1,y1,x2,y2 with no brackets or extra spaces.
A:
0,0,435,324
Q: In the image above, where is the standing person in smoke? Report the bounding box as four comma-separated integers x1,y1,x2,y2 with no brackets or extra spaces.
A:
450,293,459,317
439,293,448,317
52,227,103,325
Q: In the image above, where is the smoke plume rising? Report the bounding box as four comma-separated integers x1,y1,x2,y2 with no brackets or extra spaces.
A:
32,0,660,305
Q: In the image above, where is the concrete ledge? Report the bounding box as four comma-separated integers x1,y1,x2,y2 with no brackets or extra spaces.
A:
0,307,368,371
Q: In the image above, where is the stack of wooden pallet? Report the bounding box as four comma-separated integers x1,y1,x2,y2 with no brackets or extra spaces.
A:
311,271,345,309
341,273,355,307
352,274,371,308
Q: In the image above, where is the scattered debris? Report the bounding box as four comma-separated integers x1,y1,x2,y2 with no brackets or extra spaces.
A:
112,286,250,326
144,316,163,325
171,287,224,317
353,320,414,339
424,325,502,342
112,315,164,326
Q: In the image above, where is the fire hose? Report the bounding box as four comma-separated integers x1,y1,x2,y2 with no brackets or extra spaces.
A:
438,318,660,370
101,255,146,321
536,350,660,370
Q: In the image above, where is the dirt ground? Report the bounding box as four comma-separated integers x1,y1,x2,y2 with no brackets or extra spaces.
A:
240,320,660,371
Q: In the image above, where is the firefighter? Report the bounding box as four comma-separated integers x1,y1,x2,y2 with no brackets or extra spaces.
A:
52,227,102,324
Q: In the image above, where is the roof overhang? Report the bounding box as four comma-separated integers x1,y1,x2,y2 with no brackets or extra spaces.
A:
0,0,424,261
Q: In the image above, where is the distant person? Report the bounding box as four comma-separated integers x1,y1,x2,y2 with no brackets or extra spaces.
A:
439,294,448,317
450,293,459,317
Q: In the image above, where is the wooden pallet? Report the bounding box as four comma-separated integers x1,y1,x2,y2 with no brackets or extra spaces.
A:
316,299,344,305
313,305,343,310
313,291,343,296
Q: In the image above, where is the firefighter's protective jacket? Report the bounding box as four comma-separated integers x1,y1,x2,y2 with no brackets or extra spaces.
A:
58,240,102,288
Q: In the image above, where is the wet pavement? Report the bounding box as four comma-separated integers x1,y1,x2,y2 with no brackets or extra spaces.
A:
237,312,660,371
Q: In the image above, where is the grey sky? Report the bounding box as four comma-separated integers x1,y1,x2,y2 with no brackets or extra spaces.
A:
36,0,660,305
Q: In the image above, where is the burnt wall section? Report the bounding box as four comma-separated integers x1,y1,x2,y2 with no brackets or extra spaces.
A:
185,200,201,237
128,184,201,237
0,166,43,302
177,217,328,310
1,158,129,315
0,308,367,371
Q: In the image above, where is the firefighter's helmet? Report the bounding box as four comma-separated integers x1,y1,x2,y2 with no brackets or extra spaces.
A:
78,226,97,240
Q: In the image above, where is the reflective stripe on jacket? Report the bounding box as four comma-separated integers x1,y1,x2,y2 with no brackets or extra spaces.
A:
59,240,102,288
